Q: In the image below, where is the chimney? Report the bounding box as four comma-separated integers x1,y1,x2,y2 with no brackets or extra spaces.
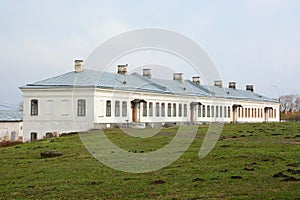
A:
246,85,254,92
173,73,183,82
192,76,200,85
143,69,152,78
229,82,236,89
74,60,84,73
214,80,223,88
117,64,128,75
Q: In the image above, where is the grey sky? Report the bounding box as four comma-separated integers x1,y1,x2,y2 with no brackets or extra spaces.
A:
0,0,299,108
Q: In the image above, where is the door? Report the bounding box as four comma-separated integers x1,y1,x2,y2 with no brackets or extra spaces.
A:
132,104,137,122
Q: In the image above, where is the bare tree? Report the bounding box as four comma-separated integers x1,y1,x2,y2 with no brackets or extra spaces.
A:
280,94,300,113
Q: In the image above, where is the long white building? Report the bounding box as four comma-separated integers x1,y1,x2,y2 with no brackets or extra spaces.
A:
20,60,280,142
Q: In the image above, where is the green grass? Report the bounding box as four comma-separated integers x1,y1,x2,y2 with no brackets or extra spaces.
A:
0,122,300,199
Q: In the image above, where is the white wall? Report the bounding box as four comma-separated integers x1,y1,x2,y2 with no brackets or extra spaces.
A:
0,121,23,141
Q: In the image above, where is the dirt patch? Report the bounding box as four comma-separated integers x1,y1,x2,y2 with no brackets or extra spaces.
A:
151,179,166,184
231,176,242,179
0,141,22,148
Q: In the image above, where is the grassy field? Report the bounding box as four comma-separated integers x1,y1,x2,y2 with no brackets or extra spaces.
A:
0,122,300,199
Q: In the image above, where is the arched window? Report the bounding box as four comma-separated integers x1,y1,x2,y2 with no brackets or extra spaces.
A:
143,102,147,116
31,99,38,116
207,105,211,117
155,102,160,117
10,131,16,141
77,99,86,116
178,104,182,117
161,103,165,117
149,102,153,117
31,132,37,141
173,103,177,117
167,103,172,117
184,104,187,117
106,100,111,117
115,101,120,117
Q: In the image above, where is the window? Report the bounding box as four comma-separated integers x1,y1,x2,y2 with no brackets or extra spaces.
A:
115,101,120,117
31,132,37,141
143,102,147,116
220,106,223,118
184,104,187,117
173,103,177,117
106,100,111,117
198,104,201,117
77,99,86,116
224,106,227,118
211,106,215,117
178,104,182,117
155,102,160,117
242,107,244,118
274,109,276,118
202,105,206,117
30,99,38,116
207,105,211,117
161,103,165,117
245,108,247,118
149,102,153,117
122,101,127,116
11,131,16,141
168,103,172,117
248,108,250,118
228,106,231,118
216,106,219,118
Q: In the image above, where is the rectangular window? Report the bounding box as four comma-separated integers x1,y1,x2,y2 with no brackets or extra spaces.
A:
78,99,86,116
228,106,231,118
211,106,214,117
106,100,111,117
216,106,219,117
173,103,177,117
220,106,223,117
143,102,147,117
245,108,247,118
184,104,187,117
202,105,206,117
155,102,160,117
274,109,276,118
122,101,127,116
167,103,172,117
224,106,227,118
207,105,211,117
115,101,120,117
198,104,201,117
248,108,250,118
149,102,153,117
31,99,38,116
178,104,182,117
161,103,165,117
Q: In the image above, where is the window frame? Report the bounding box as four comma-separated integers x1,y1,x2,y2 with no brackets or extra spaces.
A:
77,99,86,117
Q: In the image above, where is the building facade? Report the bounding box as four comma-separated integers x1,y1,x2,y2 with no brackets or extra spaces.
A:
20,60,280,142
0,110,23,141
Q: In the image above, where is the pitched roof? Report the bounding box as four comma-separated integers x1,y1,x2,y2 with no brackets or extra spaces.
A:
0,110,23,122
20,69,277,103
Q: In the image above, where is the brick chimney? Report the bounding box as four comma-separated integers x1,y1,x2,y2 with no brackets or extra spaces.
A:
246,85,254,92
117,64,128,75
229,82,236,89
214,80,223,88
74,60,84,73
192,76,200,85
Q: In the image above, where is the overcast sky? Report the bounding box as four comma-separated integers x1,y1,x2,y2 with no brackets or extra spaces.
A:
0,0,299,109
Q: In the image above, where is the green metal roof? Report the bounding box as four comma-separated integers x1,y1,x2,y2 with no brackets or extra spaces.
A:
21,69,277,103
0,110,23,122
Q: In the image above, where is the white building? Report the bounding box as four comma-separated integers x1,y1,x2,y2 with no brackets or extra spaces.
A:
0,110,23,141
20,60,280,142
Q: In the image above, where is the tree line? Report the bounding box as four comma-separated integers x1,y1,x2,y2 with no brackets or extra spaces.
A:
280,94,300,113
